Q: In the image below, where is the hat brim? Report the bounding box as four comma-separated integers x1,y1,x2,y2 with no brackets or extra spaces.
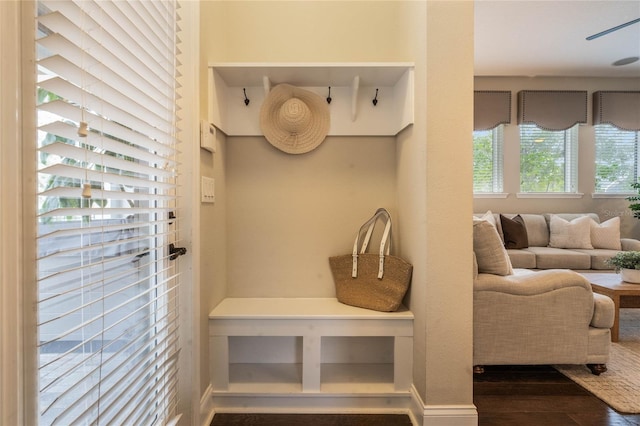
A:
259,84,330,154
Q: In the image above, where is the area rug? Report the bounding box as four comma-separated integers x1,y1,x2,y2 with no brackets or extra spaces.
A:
554,308,640,414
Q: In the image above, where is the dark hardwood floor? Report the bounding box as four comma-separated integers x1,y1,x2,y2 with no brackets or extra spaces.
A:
210,365,640,425
474,365,640,426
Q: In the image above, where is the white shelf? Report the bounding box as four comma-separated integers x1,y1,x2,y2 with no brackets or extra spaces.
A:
228,363,302,393
208,62,414,136
321,363,395,393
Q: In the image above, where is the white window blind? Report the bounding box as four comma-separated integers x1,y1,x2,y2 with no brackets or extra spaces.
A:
35,1,182,425
520,124,579,193
595,124,640,193
473,126,504,193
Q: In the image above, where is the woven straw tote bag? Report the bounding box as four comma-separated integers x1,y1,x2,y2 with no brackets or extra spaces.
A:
329,208,412,312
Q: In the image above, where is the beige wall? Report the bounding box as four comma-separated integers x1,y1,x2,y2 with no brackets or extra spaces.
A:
474,76,640,239
199,0,475,416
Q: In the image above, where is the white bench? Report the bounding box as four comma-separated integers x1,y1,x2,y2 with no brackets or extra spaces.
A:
209,297,414,400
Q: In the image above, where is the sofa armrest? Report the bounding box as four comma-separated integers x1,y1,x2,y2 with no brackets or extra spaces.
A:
474,269,596,365
591,293,614,329
474,269,592,295
621,238,640,251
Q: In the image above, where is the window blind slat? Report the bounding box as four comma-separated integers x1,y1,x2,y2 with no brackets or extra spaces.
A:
37,218,175,242
39,142,174,181
44,325,178,424
38,164,175,190
39,186,176,203
595,124,640,193
39,121,177,167
38,5,174,91
40,294,177,388
115,351,180,425
98,1,173,73
39,286,179,416
70,341,178,425
38,54,171,121
38,272,176,343
37,244,181,283
38,77,174,137
519,124,579,193
88,0,175,84
37,32,170,106
46,308,179,423
38,100,178,154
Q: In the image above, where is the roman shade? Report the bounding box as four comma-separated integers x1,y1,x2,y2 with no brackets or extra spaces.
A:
593,91,640,131
474,91,512,131
518,90,588,131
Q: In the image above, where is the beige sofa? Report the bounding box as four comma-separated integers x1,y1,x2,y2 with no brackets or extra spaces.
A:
474,269,614,375
483,212,640,270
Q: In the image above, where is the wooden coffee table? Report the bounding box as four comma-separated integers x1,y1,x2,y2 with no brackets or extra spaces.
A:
579,272,640,342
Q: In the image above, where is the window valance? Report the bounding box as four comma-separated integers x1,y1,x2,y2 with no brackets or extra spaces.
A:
474,91,512,130
517,90,588,131
593,91,640,131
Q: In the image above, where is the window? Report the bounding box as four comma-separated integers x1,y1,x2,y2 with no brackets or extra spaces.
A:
595,124,640,194
519,124,579,193
35,1,182,425
473,125,504,193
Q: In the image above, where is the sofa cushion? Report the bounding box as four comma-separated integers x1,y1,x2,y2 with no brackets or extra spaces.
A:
571,248,619,270
548,214,593,249
590,217,622,250
500,214,529,249
473,219,513,276
524,246,592,269
520,214,549,247
506,248,536,269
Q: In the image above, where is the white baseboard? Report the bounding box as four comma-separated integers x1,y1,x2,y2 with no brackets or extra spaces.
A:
212,391,412,414
409,385,478,426
200,384,215,426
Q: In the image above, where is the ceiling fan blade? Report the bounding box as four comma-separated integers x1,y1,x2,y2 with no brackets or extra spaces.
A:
586,17,640,40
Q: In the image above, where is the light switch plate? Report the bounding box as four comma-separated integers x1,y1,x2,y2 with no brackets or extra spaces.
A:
201,176,215,203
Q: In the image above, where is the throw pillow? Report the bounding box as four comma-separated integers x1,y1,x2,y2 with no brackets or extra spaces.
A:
548,214,593,249
590,217,621,250
473,219,513,276
474,210,498,229
500,214,529,249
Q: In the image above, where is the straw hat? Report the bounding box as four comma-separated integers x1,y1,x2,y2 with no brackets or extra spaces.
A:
259,84,330,154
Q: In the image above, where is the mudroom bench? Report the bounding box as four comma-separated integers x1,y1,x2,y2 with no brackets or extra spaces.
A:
208,297,414,411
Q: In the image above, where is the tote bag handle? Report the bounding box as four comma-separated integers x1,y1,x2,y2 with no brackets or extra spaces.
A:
351,208,392,279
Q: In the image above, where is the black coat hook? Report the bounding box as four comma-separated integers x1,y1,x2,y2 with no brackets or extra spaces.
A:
326,86,332,104
243,88,250,106
372,88,379,106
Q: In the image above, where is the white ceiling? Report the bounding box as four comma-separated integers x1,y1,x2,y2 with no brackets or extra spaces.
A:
475,0,640,77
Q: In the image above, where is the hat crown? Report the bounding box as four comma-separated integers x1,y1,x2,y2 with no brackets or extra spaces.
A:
278,98,311,134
